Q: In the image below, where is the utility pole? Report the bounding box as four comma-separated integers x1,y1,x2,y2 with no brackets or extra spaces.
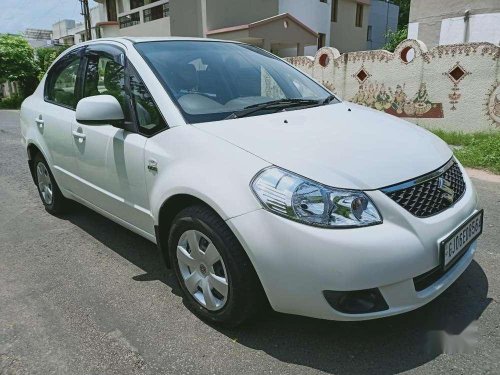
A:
79,0,92,41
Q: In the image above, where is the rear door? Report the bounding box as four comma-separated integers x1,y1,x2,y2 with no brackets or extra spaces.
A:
70,44,153,235
36,48,85,193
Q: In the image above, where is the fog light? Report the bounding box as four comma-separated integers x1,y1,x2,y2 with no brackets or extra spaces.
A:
323,288,389,314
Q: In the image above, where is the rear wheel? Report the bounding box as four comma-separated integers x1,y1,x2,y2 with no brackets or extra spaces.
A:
34,153,70,215
168,205,265,327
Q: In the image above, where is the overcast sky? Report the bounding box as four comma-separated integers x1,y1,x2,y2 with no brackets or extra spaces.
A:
0,0,98,34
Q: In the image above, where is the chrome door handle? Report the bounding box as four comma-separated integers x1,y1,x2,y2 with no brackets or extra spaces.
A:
35,116,44,129
72,130,86,142
147,159,158,172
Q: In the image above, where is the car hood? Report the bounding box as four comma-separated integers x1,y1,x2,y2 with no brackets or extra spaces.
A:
193,102,452,190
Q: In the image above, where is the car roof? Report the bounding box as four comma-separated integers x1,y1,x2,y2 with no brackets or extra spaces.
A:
85,36,241,44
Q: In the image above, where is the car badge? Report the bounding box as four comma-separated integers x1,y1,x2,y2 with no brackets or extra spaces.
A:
438,177,455,204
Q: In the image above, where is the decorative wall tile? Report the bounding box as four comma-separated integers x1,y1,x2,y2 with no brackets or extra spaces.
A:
285,40,500,132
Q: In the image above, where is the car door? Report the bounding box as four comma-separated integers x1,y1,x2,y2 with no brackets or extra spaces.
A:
71,44,153,235
37,48,85,193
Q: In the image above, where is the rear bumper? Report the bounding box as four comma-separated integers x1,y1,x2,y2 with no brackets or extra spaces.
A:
226,165,479,321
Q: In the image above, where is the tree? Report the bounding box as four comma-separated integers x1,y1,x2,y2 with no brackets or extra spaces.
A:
392,0,411,28
383,25,408,52
0,34,39,97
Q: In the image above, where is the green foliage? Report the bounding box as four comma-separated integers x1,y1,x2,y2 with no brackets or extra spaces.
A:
382,0,411,52
391,0,411,28
36,45,69,80
0,34,39,96
431,130,500,175
0,94,23,109
383,25,408,52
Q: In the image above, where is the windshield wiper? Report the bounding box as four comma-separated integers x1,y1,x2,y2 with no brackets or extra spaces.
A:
225,98,321,119
321,94,338,105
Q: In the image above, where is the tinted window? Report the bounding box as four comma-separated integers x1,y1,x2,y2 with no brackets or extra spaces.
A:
135,41,332,124
83,53,128,118
129,68,167,136
46,53,81,109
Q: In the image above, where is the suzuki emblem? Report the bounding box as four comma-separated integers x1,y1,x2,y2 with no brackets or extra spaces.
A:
438,177,455,204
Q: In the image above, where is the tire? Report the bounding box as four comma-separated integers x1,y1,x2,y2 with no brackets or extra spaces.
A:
33,152,70,215
168,205,266,327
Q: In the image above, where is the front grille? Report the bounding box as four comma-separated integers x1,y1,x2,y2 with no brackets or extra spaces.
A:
382,159,466,218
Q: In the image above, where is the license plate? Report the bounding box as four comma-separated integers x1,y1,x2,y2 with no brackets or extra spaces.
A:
440,210,483,270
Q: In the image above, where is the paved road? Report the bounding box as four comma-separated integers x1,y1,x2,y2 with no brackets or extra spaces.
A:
1,110,499,375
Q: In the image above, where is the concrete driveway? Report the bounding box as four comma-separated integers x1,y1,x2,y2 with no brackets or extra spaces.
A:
1,110,499,374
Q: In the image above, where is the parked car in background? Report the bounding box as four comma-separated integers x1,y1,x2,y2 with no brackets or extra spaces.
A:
20,38,483,326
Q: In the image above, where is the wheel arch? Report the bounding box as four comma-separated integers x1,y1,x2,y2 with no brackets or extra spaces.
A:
26,142,46,184
156,192,270,312
156,193,217,268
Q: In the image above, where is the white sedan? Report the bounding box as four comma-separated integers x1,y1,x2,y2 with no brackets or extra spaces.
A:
20,37,483,326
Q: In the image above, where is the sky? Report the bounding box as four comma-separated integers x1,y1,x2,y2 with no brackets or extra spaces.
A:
0,0,98,34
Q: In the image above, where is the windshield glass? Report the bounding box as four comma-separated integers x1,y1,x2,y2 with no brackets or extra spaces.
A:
134,41,336,123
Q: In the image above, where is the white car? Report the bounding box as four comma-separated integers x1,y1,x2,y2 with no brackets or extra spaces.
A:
20,37,483,326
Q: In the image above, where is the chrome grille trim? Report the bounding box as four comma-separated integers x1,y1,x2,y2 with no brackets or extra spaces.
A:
381,158,467,218
381,158,455,193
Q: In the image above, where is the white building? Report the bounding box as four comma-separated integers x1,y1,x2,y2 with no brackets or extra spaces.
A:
52,19,77,45
52,5,111,45
408,0,500,47
51,1,399,55
23,28,53,48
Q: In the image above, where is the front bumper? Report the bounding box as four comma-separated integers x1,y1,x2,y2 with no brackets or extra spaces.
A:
226,165,479,321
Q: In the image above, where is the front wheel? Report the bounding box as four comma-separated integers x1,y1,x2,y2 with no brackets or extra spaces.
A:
168,205,265,327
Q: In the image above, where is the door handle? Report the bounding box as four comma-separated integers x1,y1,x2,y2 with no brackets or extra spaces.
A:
35,116,44,130
147,159,158,172
72,130,86,142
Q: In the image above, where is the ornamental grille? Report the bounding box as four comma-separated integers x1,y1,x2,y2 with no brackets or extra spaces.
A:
383,161,466,218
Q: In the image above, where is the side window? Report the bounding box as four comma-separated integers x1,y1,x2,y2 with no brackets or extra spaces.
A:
83,53,128,119
129,69,167,136
45,53,81,109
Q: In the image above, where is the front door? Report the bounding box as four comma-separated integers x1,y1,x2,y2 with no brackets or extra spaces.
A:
71,44,153,236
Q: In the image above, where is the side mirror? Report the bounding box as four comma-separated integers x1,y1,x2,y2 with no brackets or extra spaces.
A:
76,95,124,126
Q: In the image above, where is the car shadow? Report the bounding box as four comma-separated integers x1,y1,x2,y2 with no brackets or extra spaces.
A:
217,259,490,374
64,203,491,375
64,202,183,298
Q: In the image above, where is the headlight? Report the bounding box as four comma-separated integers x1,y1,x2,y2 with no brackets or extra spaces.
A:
251,167,382,228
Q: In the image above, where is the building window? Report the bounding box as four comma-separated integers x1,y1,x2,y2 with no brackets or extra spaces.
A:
119,12,140,28
355,3,363,27
367,25,372,41
144,2,169,22
106,0,117,21
318,33,326,49
331,0,338,22
130,0,160,10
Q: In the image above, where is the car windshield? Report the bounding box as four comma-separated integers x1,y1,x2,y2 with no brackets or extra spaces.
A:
134,41,337,124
